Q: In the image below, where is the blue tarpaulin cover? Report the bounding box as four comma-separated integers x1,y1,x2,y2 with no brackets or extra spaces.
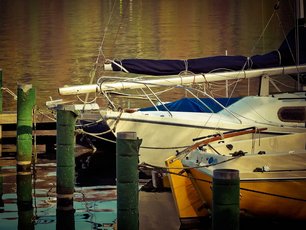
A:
139,97,241,113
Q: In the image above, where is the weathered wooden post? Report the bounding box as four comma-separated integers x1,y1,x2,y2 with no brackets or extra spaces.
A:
56,106,77,229
16,83,35,230
116,132,142,230
212,169,240,230
16,84,36,172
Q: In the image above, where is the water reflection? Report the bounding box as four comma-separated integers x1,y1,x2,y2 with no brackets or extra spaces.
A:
17,173,34,230
56,209,75,230
0,157,117,230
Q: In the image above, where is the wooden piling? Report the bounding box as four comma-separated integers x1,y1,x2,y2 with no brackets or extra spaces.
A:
16,84,35,230
212,169,240,230
16,84,36,172
116,132,141,230
56,107,77,212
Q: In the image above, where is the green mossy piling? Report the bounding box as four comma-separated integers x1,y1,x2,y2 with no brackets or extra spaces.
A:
56,107,77,212
16,84,36,171
116,132,142,230
212,169,240,230
16,83,35,230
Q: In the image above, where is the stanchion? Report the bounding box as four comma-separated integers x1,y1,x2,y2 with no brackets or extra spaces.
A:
212,169,240,230
116,132,142,230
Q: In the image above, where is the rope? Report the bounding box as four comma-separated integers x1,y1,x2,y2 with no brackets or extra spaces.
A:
106,59,129,73
1,87,17,100
82,0,119,109
139,155,241,172
240,186,306,202
77,94,98,104
140,145,189,150
75,128,116,144
32,106,37,163
251,1,279,54
35,108,56,122
95,0,118,67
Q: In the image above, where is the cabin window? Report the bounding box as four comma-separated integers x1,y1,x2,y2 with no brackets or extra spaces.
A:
278,106,306,123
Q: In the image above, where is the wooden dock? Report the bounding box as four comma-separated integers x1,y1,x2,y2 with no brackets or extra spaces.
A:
0,111,56,155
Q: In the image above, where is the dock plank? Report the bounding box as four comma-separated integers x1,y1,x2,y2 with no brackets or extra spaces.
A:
0,111,56,125
0,111,57,155
0,112,16,124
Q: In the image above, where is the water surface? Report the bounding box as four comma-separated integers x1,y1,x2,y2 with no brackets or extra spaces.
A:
0,0,295,111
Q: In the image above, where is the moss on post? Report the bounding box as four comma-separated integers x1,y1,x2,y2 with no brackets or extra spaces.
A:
116,132,142,230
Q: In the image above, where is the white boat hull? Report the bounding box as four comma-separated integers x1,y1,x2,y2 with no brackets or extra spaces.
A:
102,109,306,166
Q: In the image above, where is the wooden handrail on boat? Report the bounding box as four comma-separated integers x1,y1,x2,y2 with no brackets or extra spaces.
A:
178,127,267,156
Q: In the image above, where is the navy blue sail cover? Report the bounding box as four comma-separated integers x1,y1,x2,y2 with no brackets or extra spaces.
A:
109,27,306,76
139,97,241,113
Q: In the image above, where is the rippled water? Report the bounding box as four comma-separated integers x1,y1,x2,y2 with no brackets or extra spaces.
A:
0,0,294,111
0,158,117,230
0,0,298,229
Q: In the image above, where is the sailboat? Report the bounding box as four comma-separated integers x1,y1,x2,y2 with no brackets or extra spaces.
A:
56,1,306,168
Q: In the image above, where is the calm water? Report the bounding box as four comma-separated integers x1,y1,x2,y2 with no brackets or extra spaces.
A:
0,0,295,111
0,0,299,229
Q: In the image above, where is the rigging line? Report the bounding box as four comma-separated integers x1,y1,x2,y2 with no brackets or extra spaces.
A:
83,0,118,108
75,129,116,144
276,12,297,64
76,127,113,137
140,156,241,171
250,1,278,54
140,145,189,150
1,87,17,100
162,167,306,203
108,0,130,60
275,2,302,89
32,115,38,220
240,187,306,202
97,0,118,65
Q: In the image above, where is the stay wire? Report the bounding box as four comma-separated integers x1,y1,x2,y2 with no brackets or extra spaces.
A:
83,0,118,108
250,0,279,55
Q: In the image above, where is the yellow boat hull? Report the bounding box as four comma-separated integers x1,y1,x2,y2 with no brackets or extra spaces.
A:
166,150,306,221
